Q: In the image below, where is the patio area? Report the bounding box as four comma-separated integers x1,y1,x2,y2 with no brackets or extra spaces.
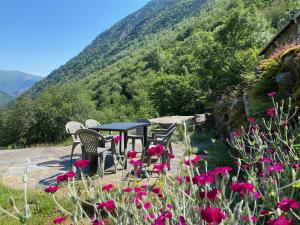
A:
0,140,186,190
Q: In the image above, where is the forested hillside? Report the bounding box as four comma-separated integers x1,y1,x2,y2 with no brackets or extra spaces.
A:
1,0,300,147
0,91,13,107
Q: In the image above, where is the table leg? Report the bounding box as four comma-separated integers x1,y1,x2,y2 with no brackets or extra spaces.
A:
119,131,122,155
143,126,148,147
124,131,128,169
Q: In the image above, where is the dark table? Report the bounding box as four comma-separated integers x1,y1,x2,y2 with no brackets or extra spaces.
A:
91,122,150,155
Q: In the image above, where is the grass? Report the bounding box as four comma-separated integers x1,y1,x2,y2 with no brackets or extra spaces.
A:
0,183,72,225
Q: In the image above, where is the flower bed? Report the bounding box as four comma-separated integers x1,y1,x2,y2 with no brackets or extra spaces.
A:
1,94,300,225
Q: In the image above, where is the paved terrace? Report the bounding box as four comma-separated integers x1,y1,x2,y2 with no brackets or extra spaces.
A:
0,142,186,190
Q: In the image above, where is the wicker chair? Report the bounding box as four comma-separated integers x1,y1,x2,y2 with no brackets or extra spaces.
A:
65,121,86,164
86,119,113,138
143,126,176,166
75,129,122,177
127,118,151,151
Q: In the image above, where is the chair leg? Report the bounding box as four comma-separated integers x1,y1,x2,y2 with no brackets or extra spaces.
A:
169,142,173,154
132,138,135,151
97,154,104,178
70,142,78,167
112,154,118,173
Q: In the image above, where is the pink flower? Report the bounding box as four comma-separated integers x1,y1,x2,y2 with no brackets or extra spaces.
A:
53,217,66,224
253,191,261,199
200,207,226,224
74,160,90,169
122,187,132,193
293,164,300,169
113,136,121,142
97,200,116,213
192,173,214,185
267,91,276,97
184,155,203,166
44,185,58,193
231,131,241,137
153,163,170,173
168,153,175,159
242,216,257,222
247,117,256,123
251,124,260,132
277,198,300,211
127,150,137,158
229,182,255,196
152,187,161,194
129,159,143,167
144,202,151,210
267,163,283,173
140,184,148,189
260,209,269,216
212,166,232,176
148,144,164,156
267,149,275,153
266,108,276,117
267,216,294,225
259,157,273,164
199,188,222,201
102,184,114,191
57,171,76,183
92,219,105,225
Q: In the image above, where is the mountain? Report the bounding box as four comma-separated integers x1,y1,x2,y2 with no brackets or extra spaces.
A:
27,0,207,96
0,91,14,107
0,69,42,96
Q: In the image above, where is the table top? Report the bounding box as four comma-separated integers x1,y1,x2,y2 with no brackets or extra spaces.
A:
91,122,150,132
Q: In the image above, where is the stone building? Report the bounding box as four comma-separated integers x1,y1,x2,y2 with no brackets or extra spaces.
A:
259,10,300,58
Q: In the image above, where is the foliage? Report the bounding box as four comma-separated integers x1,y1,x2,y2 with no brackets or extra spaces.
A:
1,0,298,146
0,84,96,147
1,98,300,224
0,91,14,107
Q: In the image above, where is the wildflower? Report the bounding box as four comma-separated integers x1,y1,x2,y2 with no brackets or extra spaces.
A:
97,200,116,213
259,157,273,164
251,124,260,132
129,159,143,167
177,216,187,225
44,185,58,193
267,164,283,173
113,136,121,142
148,144,164,156
144,202,151,210
102,184,114,191
266,108,276,117
199,188,222,201
53,217,66,224
92,219,105,225
152,187,161,194
200,207,226,224
153,163,170,173
122,187,132,193
192,173,214,185
293,164,300,169
57,171,76,183
133,187,141,193
127,150,137,158
168,153,175,159
260,209,269,216
247,117,256,123
267,216,294,225
185,176,191,182
74,159,90,169
253,191,261,199
267,149,275,153
140,184,148,189
267,91,276,97
184,155,203,166
212,166,232,176
242,216,257,222
277,198,300,211
229,182,255,196
231,131,241,137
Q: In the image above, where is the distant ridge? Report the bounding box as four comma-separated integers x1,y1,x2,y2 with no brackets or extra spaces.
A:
0,69,42,96
0,91,14,107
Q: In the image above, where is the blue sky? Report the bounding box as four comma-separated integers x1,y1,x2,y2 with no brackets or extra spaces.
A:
0,0,150,76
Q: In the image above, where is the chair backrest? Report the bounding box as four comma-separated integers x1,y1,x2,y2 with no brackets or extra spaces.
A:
75,129,106,154
85,119,101,129
66,121,86,141
154,126,177,145
135,118,151,135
